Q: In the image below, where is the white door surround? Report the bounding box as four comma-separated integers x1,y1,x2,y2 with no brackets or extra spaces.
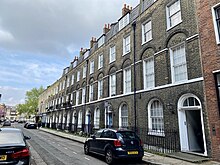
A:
178,94,207,156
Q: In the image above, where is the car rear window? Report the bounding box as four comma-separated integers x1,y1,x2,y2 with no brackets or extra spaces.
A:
0,132,24,145
116,131,139,140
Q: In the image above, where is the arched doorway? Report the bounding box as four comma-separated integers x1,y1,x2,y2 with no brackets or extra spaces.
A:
178,94,207,156
105,103,113,128
72,111,77,132
85,109,91,134
66,111,71,131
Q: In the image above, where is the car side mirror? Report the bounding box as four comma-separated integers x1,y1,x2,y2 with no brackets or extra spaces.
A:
91,135,96,139
24,135,31,140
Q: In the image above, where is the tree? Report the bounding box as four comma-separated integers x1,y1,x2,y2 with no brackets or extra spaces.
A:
17,86,44,117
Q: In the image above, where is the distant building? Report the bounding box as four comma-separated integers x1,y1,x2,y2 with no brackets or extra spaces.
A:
0,104,6,121
5,106,17,121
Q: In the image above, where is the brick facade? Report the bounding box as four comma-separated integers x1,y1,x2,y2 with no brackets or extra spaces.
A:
38,0,212,158
195,0,220,161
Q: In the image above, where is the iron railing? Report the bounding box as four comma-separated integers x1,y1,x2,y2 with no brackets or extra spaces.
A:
130,127,180,153
43,123,180,154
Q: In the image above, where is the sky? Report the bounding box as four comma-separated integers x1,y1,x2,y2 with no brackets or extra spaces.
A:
0,0,139,106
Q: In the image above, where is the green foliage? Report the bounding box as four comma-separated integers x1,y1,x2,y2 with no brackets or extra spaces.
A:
16,86,44,117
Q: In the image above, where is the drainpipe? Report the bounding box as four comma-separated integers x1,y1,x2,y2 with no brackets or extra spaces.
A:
84,59,89,132
132,21,137,133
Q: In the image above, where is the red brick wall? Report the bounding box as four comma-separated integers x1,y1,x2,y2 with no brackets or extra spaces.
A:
195,0,220,161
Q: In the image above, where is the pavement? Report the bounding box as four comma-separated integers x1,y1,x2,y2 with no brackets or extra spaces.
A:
38,127,220,165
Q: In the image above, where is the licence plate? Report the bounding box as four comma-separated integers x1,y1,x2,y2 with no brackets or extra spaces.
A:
127,151,138,155
0,155,7,161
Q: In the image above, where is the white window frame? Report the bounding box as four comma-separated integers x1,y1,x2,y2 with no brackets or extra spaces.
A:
123,35,130,55
109,73,116,96
98,79,103,99
212,3,220,44
119,13,130,31
143,57,155,89
90,60,94,74
75,90,79,105
70,93,73,102
89,84,94,102
82,87,86,104
78,110,82,128
142,20,152,44
59,83,62,91
98,54,103,69
66,76,70,87
83,65,87,78
71,74,74,85
109,46,116,63
119,104,128,128
123,67,131,94
148,99,164,136
170,43,188,83
98,35,105,48
94,108,100,129
77,71,80,82
166,0,182,30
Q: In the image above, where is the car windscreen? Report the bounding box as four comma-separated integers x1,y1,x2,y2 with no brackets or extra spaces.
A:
0,132,24,145
116,131,139,141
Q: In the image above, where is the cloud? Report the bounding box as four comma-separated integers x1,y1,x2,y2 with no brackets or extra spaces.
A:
0,0,139,57
0,0,139,106
0,86,26,106
0,29,14,42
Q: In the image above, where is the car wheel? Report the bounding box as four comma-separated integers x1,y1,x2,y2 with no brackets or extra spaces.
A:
105,149,114,164
136,157,143,162
84,143,90,155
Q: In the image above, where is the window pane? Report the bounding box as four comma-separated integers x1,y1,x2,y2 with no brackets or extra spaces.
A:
216,7,220,19
150,100,164,131
144,58,155,88
172,44,187,82
168,0,181,28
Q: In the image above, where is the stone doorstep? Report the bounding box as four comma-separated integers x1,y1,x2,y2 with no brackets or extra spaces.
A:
166,152,210,163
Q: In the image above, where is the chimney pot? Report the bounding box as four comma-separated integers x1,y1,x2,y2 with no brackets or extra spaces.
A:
90,37,97,48
122,4,131,16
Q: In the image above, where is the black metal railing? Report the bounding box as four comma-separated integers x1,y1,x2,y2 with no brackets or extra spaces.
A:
130,127,180,153
45,123,179,154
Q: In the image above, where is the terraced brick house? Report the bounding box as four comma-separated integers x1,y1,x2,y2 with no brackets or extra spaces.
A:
195,0,220,161
38,0,213,159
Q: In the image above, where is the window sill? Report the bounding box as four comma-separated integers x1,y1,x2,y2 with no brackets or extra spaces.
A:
166,21,182,32
123,51,130,56
109,60,116,64
142,38,153,46
148,131,165,137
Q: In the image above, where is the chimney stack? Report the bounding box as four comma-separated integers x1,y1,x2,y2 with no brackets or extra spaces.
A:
103,23,111,34
80,48,84,56
122,4,132,16
90,37,97,48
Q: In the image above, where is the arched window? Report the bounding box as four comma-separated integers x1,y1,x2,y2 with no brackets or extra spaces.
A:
148,100,164,133
183,97,200,107
119,104,128,128
94,108,100,129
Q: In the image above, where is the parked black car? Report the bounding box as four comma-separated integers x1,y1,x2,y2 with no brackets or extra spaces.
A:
25,122,37,129
84,128,144,164
3,120,11,126
0,128,31,165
